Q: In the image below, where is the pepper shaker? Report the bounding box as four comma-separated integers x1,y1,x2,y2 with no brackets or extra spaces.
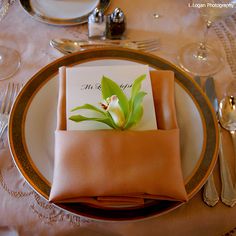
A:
106,8,126,39
88,8,106,39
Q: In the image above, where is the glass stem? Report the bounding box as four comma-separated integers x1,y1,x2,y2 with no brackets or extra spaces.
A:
196,20,212,61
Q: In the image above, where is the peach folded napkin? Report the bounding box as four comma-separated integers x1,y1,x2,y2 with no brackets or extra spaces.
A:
49,67,187,205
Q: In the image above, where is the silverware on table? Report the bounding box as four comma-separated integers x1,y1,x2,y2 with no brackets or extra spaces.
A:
218,85,236,204
194,75,201,87
50,38,160,54
203,174,219,206
0,0,10,22
194,76,219,207
205,77,236,207
0,83,21,140
218,82,236,159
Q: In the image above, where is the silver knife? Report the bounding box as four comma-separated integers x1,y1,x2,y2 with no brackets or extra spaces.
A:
205,77,219,115
202,77,219,206
205,77,236,207
194,76,201,87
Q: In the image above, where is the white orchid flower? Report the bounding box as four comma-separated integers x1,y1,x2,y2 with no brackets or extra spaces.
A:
101,95,126,129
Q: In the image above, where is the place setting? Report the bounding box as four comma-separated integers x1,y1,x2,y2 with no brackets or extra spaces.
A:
1,0,236,235
6,41,219,222
2,2,218,220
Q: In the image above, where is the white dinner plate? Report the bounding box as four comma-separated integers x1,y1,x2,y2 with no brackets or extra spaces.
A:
19,0,111,26
9,48,218,221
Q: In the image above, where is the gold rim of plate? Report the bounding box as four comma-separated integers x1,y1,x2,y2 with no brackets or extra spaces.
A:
8,47,219,221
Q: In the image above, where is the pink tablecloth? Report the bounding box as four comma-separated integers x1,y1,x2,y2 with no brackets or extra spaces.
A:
0,0,236,235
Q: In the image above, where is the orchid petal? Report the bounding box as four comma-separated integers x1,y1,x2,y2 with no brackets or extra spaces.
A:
101,76,129,118
106,95,126,129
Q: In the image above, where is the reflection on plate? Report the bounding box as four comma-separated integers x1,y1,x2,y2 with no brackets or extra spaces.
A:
19,0,111,26
9,48,218,221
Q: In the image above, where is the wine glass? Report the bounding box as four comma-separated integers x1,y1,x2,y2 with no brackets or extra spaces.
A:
0,0,20,80
177,0,236,76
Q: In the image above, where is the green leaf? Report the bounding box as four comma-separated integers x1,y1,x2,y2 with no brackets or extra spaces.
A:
69,114,117,129
133,91,147,109
101,76,129,118
127,74,146,128
130,74,146,105
71,104,106,116
125,91,147,129
125,107,144,129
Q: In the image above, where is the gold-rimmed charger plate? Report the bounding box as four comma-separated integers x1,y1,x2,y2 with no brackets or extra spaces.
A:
9,48,218,221
19,0,111,26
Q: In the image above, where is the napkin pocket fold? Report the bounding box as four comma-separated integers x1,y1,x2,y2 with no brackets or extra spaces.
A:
49,68,188,204
50,128,186,202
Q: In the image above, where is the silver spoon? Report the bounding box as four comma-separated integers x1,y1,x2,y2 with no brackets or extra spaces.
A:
219,94,236,157
218,81,236,206
219,80,236,152
50,39,80,55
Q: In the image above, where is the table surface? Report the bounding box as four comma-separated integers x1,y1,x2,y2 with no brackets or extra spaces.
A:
0,1,236,235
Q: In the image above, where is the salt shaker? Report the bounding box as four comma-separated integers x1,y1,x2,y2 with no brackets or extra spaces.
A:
106,8,126,39
88,8,106,39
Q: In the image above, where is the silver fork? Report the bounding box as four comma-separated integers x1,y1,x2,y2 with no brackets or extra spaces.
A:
78,39,160,51
50,38,160,54
0,83,20,140
0,0,10,22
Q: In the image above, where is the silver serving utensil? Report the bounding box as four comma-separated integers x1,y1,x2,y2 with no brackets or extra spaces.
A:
0,0,9,21
206,77,236,207
194,75,219,206
194,75,201,87
219,96,236,134
50,38,160,54
201,77,219,207
219,83,236,187
0,83,21,144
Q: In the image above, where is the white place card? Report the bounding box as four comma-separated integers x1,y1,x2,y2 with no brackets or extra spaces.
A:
66,64,157,131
